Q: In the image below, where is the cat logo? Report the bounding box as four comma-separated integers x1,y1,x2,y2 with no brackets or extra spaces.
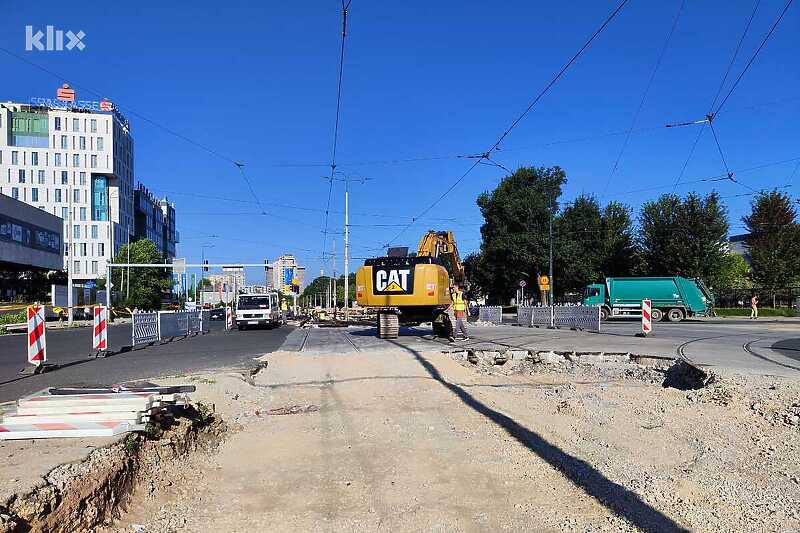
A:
374,268,413,295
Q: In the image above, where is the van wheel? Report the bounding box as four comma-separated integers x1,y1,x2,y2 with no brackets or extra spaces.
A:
600,307,610,321
651,309,664,322
667,308,684,322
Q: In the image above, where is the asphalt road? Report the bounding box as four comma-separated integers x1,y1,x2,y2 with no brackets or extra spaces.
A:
0,320,292,403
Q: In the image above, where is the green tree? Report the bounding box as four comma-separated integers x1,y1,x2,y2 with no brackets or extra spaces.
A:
599,202,640,277
553,196,639,294
707,253,751,290
111,239,172,310
744,191,800,300
300,273,355,306
554,195,603,294
638,192,729,281
476,166,566,303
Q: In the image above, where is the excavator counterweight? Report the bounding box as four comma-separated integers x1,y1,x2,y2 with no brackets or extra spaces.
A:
355,230,465,339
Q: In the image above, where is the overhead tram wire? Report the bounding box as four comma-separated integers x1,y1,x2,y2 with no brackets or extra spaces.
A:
713,0,795,116
384,0,631,248
674,0,795,194
0,45,269,211
321,0,353,272
602,0,685,196
704,0,795,194
671,0,762,192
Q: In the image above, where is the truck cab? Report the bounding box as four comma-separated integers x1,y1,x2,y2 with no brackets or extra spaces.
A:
583,284,605,307
235,292,283,330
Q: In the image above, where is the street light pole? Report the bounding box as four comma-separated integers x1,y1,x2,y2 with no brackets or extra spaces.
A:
67,180,73,326
548,191,555,328
344,187,349,321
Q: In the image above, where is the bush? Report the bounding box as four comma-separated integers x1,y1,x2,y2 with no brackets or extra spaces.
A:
0,310,26,325
715,307,796,318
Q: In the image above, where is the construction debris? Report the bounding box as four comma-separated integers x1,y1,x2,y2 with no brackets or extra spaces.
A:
266,404,320,415
0,388,189,440
662,359,716,390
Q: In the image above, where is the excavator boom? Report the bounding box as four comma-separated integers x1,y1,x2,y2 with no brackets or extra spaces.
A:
416,230,465,286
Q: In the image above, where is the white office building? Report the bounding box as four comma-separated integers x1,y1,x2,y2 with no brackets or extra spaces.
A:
0,89,135,281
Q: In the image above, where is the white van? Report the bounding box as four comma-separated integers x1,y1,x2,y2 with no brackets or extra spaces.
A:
235,292,283,330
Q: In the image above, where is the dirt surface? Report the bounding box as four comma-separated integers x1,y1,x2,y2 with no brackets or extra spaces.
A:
101,346,800,532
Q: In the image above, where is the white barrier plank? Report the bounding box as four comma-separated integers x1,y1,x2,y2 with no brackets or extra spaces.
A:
1,410,147,425
0,421,144,440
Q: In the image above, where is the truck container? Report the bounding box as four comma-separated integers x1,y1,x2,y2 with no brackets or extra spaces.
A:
582,276,714,322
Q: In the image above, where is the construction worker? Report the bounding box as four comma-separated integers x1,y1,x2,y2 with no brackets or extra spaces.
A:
449,285,470,342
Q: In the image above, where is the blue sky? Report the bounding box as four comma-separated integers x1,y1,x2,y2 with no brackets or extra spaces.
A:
2,0,798,283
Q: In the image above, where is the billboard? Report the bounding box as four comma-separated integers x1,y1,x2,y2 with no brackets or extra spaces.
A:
283,267,294,295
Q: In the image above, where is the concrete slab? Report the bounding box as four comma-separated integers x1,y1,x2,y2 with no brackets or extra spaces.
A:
284,321,800,378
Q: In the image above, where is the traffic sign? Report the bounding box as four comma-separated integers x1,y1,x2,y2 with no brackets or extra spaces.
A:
173,258,186,275
538,275,550,291
519,280,526,288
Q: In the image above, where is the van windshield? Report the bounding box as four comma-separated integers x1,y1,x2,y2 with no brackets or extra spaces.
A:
238,296,270,310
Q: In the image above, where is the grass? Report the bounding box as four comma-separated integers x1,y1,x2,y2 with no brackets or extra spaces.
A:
715,307,797,318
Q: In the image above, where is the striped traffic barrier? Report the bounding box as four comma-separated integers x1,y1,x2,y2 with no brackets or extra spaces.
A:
225,306,233,331
638,299,653,338
28,305,46,365
19,305,55,375
92,305,108,355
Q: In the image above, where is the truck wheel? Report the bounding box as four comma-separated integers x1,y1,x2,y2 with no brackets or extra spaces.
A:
651,309,664,322
600,307,610,321
667,308,684,322
238,324,246,331
378,313,399,339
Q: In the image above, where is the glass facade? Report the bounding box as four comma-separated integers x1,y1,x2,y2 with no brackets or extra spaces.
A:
10,111,49,148
92,176,108,221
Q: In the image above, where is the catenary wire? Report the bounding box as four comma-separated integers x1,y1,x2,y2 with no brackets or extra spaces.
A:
384,0,631,247
603,0,685,195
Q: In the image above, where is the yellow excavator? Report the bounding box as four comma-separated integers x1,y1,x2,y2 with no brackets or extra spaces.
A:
355,230,465,339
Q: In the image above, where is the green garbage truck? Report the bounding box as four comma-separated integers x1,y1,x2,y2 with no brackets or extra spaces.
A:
582,276,714,322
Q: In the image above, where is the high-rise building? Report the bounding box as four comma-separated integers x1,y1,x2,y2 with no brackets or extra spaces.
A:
266,254,305,294
0,85,176,280
133,184,178,259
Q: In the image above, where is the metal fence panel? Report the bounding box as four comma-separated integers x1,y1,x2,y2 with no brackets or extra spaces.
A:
517,306,534,326
200,310,210,333
159,311,189,339
530,306,601,331
478,306,503,324
132,312,159,346
531,307,552,327
187,311,201,334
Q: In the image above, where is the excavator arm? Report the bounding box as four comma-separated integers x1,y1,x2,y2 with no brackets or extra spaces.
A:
416,230,465,286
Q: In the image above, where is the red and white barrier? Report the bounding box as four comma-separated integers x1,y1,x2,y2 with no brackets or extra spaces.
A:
27,305,47,366
641,299,652,336
225,306,233,331
93,305,108,351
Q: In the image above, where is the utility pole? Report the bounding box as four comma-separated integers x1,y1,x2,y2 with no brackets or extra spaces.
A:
548,191,555,328
67,180,73,326
344,187,350,320
332,239,337,315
